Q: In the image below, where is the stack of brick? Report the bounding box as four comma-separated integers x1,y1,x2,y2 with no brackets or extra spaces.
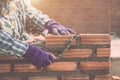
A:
0,34,111,80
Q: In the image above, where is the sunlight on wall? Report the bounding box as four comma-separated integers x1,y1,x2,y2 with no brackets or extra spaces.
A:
30,0,41,5
30,0,39,2
29,0,109,33
30,0,42,9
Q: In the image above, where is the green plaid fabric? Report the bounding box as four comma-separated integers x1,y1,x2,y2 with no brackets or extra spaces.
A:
0,0,51,59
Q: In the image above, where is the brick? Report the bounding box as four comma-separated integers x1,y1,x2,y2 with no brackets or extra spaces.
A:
45,34,74,39
80,34,110,44
80,34,110,39
62,49,92,58
112,76,120,80
0,54,15,60
0,77,21,80
94,74,111,80
28,76,57,80
45,41,76,45
14,64,42,72
45,35,76,45
0,64,11,73
97,48,110,57
80,61,110,70
61,75,89,80
47,62,77,71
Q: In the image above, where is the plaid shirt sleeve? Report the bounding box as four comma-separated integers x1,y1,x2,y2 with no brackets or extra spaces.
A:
0,29,29,59
23,0,52,33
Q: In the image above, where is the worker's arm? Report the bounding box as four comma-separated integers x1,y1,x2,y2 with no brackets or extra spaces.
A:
23,0,76,35
23,0,51,31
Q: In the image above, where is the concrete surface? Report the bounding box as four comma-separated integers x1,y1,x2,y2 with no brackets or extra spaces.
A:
111,35,120,76
111,35,120,58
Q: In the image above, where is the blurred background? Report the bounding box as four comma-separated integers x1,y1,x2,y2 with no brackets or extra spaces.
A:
110,0,120,36
31,0,109,34
30,0,120,36
31,0,120,36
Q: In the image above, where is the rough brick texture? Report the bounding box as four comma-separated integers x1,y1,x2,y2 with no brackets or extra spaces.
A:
28,76,57,80
0,34,111,80
61,75,89,80
0,64,11,73
80,61,110,70
14,64,42,72
97,48,110,57
94,74,111,80
62,49,92,58
0,77,21,80
45,35,76,45
80,34,110,44
47,62,77,71
0,55,15,60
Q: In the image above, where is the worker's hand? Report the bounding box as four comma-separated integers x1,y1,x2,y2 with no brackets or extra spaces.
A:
42,20,76,36
23,45,56,69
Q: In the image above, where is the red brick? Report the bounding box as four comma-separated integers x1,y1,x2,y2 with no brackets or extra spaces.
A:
80,34,110,44
97,48,110,57
80,61,110,70
0,55,16,60
112,76,120,80
45,41,76,45
94,74,111,80
80,34,110,39
0,64,11,73
0,77,21,80
61,75,89,80
28,76,57,80
14,64,42,72
45,34,74,39
62,49,92,58
47,62,77,71
45,35,76,45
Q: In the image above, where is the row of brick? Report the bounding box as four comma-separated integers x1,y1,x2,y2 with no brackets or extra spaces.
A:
0,34,111,80
45,34,110,45
0,61,110,73
0,47,110,60
0,74,111,80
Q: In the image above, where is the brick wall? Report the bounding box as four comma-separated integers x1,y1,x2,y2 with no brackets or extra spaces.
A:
31,0,109,34
0,34,111,80
110,0,120,36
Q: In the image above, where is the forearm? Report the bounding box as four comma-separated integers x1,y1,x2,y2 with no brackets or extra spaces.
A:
26,9,51,28
0,30,28,59
24,0,51,29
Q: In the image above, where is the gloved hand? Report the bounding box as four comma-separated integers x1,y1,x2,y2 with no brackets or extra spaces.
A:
42,20,76,36
24,45,56,69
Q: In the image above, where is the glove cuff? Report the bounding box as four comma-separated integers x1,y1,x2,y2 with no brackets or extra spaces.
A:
24,45,34,57
45,20,60,28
